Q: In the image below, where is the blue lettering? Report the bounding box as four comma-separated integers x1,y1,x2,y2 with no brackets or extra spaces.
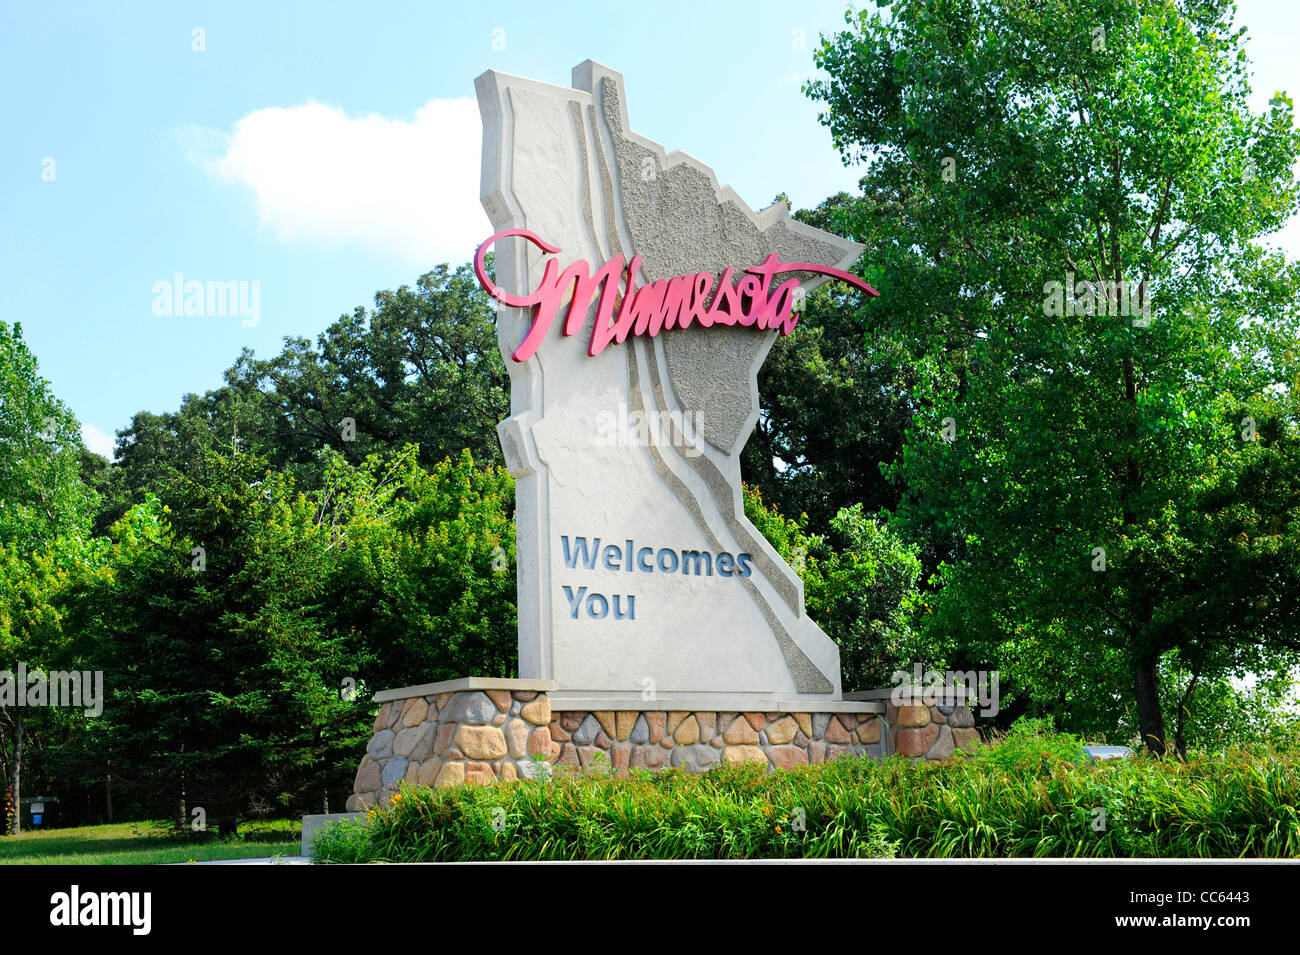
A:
681,550,712,576
602,544,622,571
563,585,588,618
561,536,600,569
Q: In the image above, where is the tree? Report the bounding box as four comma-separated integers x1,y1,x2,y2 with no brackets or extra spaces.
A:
808,0,1300,751
323,448,518,689
743,485,922,690
0,322,96,548
89,444,516,831
92,452,366,836
107,262,509,530
742,224,917,529
0,321,99,832
0,536,109,831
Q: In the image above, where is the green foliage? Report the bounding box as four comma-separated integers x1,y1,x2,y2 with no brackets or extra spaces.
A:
808,0,1300,750
960,717,1087,774
91,452,369,835
814,504,923,690
0,320,102,831
80,443,516,832
324,447,517,686
1159,659,1300,752
0,321,97,549
742,272,915,528
742,483,815,564
744,485,921,689
315,744,1300,861
309,815,374,864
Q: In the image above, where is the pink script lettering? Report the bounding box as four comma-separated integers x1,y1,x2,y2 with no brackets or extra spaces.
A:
474,229,879,362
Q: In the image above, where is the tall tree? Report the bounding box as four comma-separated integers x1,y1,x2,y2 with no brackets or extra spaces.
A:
0,321,99,832
0,322,96,548
107,261,508,528
808,0,1300,751
92,451,366,836
322,448,518,689
743,198,917,530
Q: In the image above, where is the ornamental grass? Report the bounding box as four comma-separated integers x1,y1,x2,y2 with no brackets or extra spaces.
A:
313,740,1300,862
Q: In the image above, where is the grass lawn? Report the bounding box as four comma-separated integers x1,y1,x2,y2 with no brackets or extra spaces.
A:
0,819,302,865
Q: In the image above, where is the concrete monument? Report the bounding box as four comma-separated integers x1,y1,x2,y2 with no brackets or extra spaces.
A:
347,62,925,807
475,60,876,710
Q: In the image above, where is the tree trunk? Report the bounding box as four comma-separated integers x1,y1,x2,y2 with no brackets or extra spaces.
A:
1173,671,1198,760
1133,652,1166,755
7,714,22,835
177,743,187,835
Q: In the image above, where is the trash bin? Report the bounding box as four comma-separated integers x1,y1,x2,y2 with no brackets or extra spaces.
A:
20,796,58,829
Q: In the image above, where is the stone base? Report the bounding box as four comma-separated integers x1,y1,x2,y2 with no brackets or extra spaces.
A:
348,679,888,810
849,690,982,760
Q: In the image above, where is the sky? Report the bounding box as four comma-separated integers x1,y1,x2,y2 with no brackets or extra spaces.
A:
2,0,1298,459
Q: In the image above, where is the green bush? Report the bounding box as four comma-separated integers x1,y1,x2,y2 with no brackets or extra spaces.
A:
959,716,1088,774
309,816,374,865
742,485,921,690
314,743,1300,862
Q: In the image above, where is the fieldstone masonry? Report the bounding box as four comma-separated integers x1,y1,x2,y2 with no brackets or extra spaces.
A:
884,691,982,760
348,680,890,810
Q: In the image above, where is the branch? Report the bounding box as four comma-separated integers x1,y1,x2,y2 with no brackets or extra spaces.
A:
1148,177,1173,249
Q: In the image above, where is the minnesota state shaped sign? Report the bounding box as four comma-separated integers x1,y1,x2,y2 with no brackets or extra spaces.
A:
475,60,876,709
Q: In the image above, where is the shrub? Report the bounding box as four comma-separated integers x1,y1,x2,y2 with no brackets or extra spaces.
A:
314,743,1300,862
960,716,1088,774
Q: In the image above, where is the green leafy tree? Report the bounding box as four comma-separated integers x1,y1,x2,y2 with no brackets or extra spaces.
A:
0,322,96,548
808,0,1300,752
743,258,916,530
0,321,99,832
0,536,110,829
92,453,366,835
744,485,921,689
325,448,517,687
814,503,924,691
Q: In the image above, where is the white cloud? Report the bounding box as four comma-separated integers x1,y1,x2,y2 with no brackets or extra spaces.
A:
183,97,491,267
81,423,116,460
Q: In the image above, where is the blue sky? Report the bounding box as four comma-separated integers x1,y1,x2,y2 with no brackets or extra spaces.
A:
2,0,1297,457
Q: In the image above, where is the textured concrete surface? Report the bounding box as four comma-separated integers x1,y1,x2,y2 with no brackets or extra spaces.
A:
475,60,870,707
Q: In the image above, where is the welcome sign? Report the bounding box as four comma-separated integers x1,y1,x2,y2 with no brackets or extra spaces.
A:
476,61,876,710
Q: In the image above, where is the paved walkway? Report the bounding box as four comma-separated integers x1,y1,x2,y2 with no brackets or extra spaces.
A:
185,855,312,865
